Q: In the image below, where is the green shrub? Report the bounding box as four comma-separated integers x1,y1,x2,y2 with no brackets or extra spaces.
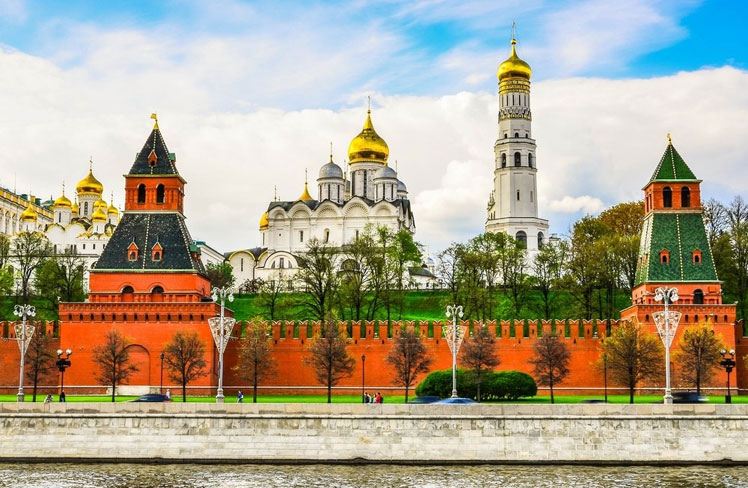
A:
415,369,537,401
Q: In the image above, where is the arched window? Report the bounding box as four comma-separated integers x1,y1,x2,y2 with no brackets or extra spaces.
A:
514,132,519,138
156,184,165,204
663,186,672,208
528,153,533,168
693,289,704,305
137,184,146,204
516,190,520,201
514,152,521,167
152,286,164,294
538,232,545,249
660,250,669,264
515,231,527,249
692,250,702,263
681,186,691,207
122,286,134,293
84,201,89,215
501,154,507,168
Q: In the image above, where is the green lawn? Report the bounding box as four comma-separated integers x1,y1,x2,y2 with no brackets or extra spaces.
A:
3,393,746,404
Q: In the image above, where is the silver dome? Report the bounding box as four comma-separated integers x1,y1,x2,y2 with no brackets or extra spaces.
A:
374,165,397,180
397,179,407,192
318,161,343,180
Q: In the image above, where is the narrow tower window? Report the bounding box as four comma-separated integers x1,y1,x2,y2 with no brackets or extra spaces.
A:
514,132,519,138
693,289,704,305
156,184,165,204
515,231,527,249
514,152,521,167
516,190,520,201
681,186,691,208
528,153,533,168
663,187,672,208
137,184,146,204
501,154,507,168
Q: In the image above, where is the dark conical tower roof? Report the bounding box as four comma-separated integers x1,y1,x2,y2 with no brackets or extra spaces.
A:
129,118,178,176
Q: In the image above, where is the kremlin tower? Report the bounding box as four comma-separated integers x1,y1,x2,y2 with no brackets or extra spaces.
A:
485,31,549,255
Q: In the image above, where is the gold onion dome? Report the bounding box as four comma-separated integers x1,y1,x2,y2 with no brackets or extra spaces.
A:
497,38,532,81
20,203,38,221
92,207,107,222
298,182,314,202
72,201,79,214
259,211,269,230
94,198,108,212
347,110,389,164
54,193,72,209
76,169,104,195
108,203,119,215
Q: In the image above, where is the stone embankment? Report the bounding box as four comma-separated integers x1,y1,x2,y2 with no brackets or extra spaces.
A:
2,403,747,464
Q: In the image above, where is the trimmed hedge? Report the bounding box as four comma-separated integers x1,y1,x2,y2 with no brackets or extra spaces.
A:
415,369,537,401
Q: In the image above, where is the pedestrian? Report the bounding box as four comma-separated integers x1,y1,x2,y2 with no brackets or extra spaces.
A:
44,394,53,404
237,390,244,403
375,392,382,404
165,389,171,400
59,391,66,403
366,392,372,403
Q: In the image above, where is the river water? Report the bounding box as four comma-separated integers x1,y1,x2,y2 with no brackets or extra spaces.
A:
1,463,746,488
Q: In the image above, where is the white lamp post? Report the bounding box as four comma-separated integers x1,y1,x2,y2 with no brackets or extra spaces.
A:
444,305,467,399
209,286,235,403
13,304,36,403
653,286,680,404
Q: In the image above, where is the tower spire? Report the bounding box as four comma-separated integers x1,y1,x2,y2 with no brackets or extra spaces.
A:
151,113,159,130
667,132,672,145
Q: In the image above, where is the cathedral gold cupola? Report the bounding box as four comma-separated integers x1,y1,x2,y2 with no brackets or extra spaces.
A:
347,109,389,164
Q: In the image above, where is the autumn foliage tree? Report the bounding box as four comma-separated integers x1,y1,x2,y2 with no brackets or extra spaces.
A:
234,320,277,402
164,331,208,402
601,320,663,404
386,326,433,402
93,330,139,402
460,324,500,402
529,334,571,404
304,320,355,403
674,323,725,395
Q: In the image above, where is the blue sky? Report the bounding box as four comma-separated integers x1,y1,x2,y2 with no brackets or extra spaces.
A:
1,0,747,253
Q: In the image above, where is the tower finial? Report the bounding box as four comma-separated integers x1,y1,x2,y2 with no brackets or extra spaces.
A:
367,95,371,113
512,20,516,40
151,113,159,130
305,168,308,184
330,142,334,162
274,185,278,201
62,181,66,196
667,132,672,145
89,156,93,171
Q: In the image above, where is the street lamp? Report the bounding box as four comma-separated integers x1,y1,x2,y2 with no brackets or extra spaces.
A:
56,349,72,401
653,286,681,404
208,286,235,403
444,305,467,399
160,352,165,394
361,354,366,403
13,304,36,402
720,349,736,404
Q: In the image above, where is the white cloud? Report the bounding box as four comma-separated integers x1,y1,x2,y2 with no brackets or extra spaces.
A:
549,196,605,214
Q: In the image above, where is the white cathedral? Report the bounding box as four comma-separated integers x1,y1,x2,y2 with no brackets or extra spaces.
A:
229,109,417,286
485,35,550,257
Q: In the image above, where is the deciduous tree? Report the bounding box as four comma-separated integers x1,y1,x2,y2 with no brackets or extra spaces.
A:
528,334,571,404
164,330,208,402
257,270,286,320
205,262,235,289
601,320,663,404
234,320,277,402
460,324,500,401
34,248,86,304
93,330,139,402
11,231,51,301
24,330,56,402
674,323,725,395
296,239,340,321
304,320,355,403
386,325,433,402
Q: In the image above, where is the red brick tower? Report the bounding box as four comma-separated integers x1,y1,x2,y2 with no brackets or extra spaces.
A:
59,117,226,395
620,136,738,391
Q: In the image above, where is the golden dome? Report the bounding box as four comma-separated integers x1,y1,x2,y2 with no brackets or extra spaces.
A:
92,207,107,222
94,198,108,213
20,203,38,222
347,110,389,164
72,201,79,214
76,169,104,195
54,193,72,209
259,211,269,230
298,182,314,201
497,38,532,81
107,203,119,215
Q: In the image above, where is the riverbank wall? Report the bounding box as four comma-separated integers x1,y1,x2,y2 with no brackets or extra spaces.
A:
2,403,748,464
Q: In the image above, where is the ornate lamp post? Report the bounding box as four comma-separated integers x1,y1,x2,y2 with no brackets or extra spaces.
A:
652,286,681,404
720,349,736,404
444,305,467,399
56,349,72,399
209,286,235,403
160,352,165,394
13,304,36,402
361,354,366,403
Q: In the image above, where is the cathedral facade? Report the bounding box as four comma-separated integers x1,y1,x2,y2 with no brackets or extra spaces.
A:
485,36,549,257
229,109,416,286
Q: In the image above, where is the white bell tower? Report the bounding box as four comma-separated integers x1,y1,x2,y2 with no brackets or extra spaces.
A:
486,30,549,256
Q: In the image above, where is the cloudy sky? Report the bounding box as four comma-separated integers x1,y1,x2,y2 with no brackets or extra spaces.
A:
1,0,747,256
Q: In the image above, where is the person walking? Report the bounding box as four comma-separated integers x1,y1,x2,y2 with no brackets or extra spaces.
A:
237,390,244,403
59,391,66,403
44,394,53,404
165,389,171,401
